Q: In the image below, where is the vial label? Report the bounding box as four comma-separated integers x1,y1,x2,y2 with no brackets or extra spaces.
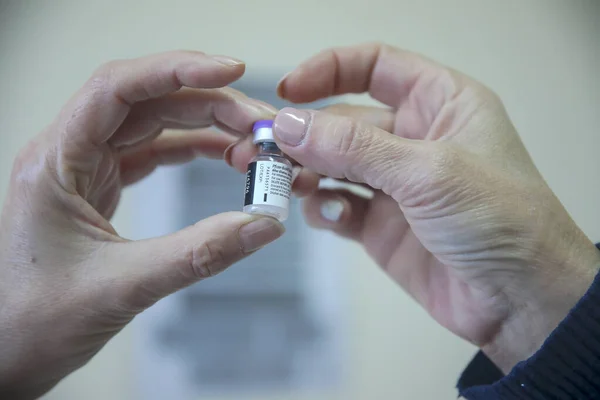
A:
244,160,292,209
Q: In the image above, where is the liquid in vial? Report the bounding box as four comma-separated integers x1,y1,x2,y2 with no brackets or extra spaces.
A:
243,120,293,222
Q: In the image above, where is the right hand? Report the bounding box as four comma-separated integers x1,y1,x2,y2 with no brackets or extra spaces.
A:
228,43,600,373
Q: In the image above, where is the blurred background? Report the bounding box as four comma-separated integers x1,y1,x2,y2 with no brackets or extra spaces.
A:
0,0,599,399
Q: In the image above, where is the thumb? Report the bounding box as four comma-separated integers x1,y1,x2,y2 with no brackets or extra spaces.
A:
104,212,284,310
273,107,422,196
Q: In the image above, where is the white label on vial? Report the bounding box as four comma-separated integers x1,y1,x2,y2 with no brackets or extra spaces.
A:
244,160,292,209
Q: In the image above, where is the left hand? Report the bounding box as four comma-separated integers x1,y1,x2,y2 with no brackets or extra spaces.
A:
0,50,283,399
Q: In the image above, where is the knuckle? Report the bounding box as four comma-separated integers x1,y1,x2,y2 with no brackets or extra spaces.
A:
355,40,387,54
328,117,372,180
87,61,120,97
459,79,504,113
480,86,505,111
186,240,229,280
419,143,463,187
314,115,398,186
10,140,52,189
179,49,206,58
402,142,468,202
88,59,130,98
470,79,502,103
91,60,119,85
371,41,390,54
12,143,34,174
330,117,366,159
427,143,459,172
448,72,504,111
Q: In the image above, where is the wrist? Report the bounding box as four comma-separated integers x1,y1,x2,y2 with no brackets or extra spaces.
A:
0,300,64,399
482,236,600,373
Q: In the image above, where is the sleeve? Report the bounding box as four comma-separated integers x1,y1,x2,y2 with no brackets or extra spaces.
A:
457,244,600,399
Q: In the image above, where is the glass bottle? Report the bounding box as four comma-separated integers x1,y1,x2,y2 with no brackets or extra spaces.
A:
243,120,293,222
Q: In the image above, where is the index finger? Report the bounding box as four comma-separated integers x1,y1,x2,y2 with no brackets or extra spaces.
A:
57,51,246,150
277,42,449,108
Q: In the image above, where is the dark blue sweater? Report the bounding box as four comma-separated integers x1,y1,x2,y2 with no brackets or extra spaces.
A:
457,244,600,399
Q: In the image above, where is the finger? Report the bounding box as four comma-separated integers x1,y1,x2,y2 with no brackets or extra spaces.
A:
223,135,298,173
321,104,395,131
224,103,396,197
317,105,396,192
303,189,369,241
292,166,321,197
305,188,410,269
223,135,259,173
57,51,246,154
304,105,396,196
111,87,276,149
119,129,235,186
277,42,452,108
222,136,320,196
273,107,424,197
225,104,395,173
319,176,374,198
103,213,284,311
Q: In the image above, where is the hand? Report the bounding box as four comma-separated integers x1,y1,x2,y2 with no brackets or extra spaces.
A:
0,51,284,399
228,43,600,373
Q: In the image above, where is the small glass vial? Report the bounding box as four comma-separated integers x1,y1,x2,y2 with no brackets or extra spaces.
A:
243,120,293,222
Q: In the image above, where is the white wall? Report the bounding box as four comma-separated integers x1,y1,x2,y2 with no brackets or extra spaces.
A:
0,0,598,399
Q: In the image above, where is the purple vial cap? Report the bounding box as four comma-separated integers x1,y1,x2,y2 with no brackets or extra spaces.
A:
252,119,274,131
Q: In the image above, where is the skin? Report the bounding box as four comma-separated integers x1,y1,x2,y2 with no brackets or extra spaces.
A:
0,51,285,399
227,43,600,375
0,43,597,399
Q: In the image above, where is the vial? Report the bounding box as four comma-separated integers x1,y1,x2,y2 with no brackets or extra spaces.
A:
243,120,293,222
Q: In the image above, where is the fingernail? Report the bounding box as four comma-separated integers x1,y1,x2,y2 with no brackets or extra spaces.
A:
223,141,238,166
239,218,285,253
274,108,310,146
276,71,292,98
210,55,245,66
292,166,302,183
320,200,344,222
